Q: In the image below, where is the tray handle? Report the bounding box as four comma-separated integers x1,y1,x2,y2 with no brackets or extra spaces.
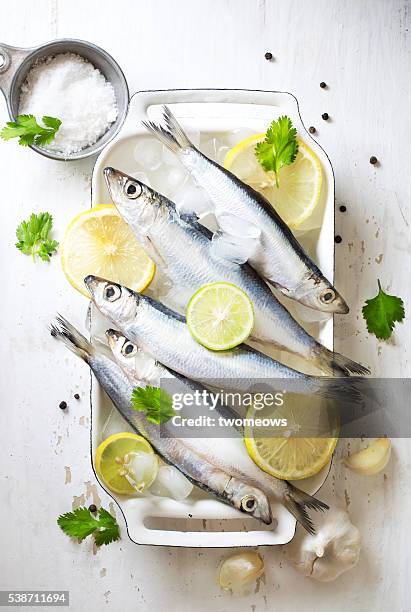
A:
132,88,300,118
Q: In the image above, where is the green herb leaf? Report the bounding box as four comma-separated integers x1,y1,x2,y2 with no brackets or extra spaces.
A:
255,115,299,187
0,114,61,147
93,509,121,546
362,280,405,340
132,386,175,424
15,212,59,262
57,507,120,546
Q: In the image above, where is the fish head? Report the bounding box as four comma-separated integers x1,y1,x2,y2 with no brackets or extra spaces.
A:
104,167,165,230
225,478,272,525
106,328,143,377
296,276,349,314
84,275,140,322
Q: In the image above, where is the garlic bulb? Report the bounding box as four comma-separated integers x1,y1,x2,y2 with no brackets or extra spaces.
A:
344,438,391,475
219,551,264,590
284,508,361,582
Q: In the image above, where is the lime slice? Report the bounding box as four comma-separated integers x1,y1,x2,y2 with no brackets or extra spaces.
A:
61,204,155,297
95,432,158,495
244,394,339,480
224,134,322,229
186,282,254,351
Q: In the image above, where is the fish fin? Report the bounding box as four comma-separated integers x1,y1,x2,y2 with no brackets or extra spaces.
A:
313,346,371,377
143,236,168,269
142,105,193,153
50,315,94,363
283,482,329,535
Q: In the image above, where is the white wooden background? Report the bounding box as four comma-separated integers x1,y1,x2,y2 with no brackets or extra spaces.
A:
1,1,410,610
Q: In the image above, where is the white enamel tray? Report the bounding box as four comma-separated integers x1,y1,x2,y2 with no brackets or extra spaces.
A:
90,89,335,547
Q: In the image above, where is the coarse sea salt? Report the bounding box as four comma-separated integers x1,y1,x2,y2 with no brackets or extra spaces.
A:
19,53,118,156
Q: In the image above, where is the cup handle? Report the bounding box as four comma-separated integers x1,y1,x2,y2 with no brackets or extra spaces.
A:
0,43,32,114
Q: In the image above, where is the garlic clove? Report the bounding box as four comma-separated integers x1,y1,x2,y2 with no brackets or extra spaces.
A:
218,551,264,590
344,438,391,475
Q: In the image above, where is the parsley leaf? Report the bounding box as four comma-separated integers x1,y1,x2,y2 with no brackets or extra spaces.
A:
0,114,61,147
15,212,59,262
255,116,299,187
57,507,120,546
132,386,175,424
362,280,405,340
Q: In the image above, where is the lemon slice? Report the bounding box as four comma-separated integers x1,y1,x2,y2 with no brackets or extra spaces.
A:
186,282,254,351
61,204,155,297
224,133,322,228
95,432,158,495
244,394,339,480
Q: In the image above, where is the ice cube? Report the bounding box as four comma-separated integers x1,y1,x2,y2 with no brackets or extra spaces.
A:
201,137,220,161
174,181,214,217
216,144,230,165
125,451,159,492
165,166,189,195
134,138,162,171
149,465,193,500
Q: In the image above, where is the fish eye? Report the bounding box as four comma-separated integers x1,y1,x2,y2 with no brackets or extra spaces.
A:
320,288,336,304
240,495,257,513
124,180,142,199
104,284,121,302
121,341,137,357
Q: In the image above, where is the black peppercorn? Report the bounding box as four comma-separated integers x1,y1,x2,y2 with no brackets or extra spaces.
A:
309,126,316,134
322,113,329,121
59,401,67,410
369,156,378,165
339,205,347,213
74,393,80,400
334,235,342,244
320,81,327,88
88,504,97,513
264,52,273,60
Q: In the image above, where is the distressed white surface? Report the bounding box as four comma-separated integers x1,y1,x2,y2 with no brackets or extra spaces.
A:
0,1,410,610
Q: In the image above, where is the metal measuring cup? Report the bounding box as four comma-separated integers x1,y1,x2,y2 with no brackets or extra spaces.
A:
0,38,129,161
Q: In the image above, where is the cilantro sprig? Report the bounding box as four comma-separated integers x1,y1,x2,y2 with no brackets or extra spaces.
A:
132,386,175,424
255,115,299,188
57,507,120,546
0,114,61,147
362,280,405,340
16,212,59,262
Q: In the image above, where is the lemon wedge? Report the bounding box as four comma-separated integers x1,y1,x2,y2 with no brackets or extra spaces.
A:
224,134,322,228
244,394,338,480
95,432,158,495
61,204,155,297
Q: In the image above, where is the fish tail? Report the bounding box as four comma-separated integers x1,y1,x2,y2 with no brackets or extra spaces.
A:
142,105,193,154
318,376,364,406
50,314,95,363
283,482,329,535
313,346,371,377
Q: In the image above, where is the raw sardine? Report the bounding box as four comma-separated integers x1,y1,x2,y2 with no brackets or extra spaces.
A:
84,275,359,404
143,106,349,314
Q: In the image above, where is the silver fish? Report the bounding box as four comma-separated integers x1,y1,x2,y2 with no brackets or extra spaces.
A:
143,106,349,314
104,166,368,377
50,316,272,525
106,327,328,534
84,275,359,405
